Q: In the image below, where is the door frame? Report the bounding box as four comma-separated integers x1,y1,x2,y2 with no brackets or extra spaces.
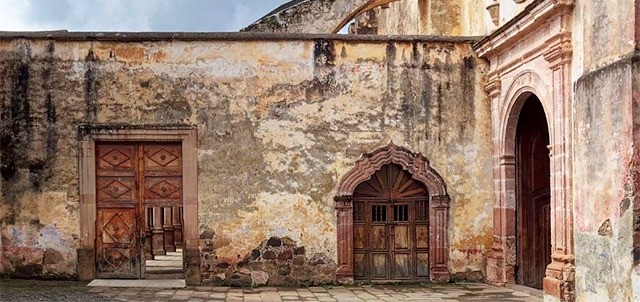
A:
77,126,199,284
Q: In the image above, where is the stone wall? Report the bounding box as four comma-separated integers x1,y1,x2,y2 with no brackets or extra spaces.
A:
573,56,638,302
0,33,492,285
366,0,490,36
572,0,640,300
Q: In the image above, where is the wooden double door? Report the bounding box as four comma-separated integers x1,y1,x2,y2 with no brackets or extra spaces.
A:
95,142,183,279
353,164,430,281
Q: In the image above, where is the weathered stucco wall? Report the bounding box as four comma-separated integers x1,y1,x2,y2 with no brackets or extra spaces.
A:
0,34,492,285
573,56,638,302
572,0,640,300
368,0,489,36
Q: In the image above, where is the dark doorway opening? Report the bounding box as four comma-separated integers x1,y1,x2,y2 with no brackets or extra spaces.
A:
515,95,551,289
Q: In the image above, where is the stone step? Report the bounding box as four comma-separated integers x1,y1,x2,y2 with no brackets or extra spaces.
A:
87,279,185,288
146,268,184,274
145,273,185,280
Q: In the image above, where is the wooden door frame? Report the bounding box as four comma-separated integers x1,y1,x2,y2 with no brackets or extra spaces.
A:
77,126,199,284
334,142,451,284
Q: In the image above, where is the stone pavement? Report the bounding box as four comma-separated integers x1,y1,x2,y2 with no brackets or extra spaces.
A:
0,279,542,302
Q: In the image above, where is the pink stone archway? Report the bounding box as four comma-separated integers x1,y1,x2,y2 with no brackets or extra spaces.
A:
477,2,575,297
500,70,553,156
488,70,553,288
334,142,450,283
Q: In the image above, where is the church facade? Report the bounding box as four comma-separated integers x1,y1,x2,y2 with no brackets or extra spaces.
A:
1,1,638,302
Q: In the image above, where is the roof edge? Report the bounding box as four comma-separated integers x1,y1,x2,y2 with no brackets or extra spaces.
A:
0,31,484,43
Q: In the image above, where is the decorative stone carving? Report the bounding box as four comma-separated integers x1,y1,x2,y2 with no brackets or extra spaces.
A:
336,142,447,198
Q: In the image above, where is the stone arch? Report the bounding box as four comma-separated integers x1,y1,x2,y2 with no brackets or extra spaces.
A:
500,70,552,156
242,0,400,34
490,70,554,286
334,142,451,283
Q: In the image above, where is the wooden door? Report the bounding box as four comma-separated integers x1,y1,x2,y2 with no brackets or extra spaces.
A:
516,97,551,289
353,164,430,281
96,143,183,279
96,144,142,278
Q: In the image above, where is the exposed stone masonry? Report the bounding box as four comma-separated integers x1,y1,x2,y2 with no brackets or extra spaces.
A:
201,236,335,287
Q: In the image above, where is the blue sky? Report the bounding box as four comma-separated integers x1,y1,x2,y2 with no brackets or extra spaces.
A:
0,0,287,31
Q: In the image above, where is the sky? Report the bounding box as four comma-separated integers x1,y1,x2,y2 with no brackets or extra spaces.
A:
0,0,288,32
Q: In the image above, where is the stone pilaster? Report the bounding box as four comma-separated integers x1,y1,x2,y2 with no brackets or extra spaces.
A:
543,28,575,302
334,196,354,284
430,195,451,282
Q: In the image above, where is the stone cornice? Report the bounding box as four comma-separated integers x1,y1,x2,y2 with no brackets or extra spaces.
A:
485,73,502,100
0,31,483,44
543,32,573,68
473,0,574,58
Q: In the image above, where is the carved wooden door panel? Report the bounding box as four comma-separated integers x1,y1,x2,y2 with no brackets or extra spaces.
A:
353,164,429,281
96,142,183,279
391,202,411,280
143,144,182,208
96,144,142,279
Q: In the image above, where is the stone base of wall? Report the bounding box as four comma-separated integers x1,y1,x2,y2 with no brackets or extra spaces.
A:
451,270,484,282
1,246,75,280
200,237,336,287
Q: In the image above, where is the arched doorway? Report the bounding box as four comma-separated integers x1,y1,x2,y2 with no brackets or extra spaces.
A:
334,143,450,283
352,164,430,281
515,95,551,289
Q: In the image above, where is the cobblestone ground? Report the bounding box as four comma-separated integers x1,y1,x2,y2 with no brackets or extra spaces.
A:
0,279,541,302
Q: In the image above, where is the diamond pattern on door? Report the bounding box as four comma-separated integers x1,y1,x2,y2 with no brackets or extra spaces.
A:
103,213,132,243
100,180,132,199
100,149,131,167
148,149,178,167
104,248,131,270
149,180,179,198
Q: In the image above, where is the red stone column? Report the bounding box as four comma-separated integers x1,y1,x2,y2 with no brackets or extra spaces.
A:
172,207,183,249
334,196,354,284
163,207,176,253
430,195,451,281
152,207,166,256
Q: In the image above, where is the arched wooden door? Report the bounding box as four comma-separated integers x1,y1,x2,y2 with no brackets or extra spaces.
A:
352,164,430,281
516,96,551,289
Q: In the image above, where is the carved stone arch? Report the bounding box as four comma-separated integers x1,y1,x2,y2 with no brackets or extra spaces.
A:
500,70,552,156
242,0,400,34
334,142,451,283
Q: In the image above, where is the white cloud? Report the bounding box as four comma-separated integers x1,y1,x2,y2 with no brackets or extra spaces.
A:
0,0,40,31
0,0,286,32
